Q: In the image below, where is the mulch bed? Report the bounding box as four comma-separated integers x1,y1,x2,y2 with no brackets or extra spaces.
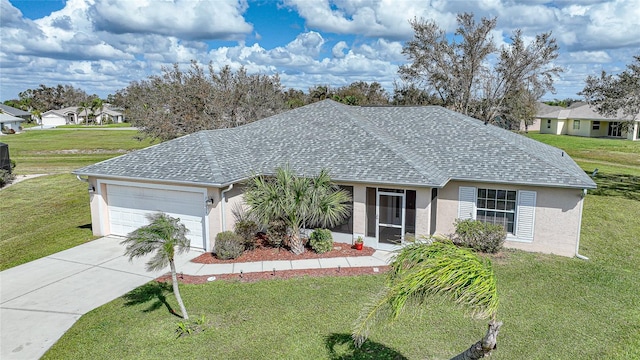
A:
161,240,384,284
191,241,376,264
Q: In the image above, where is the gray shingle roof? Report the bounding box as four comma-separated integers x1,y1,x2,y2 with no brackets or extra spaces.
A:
74,100,596,189
0,104,31,117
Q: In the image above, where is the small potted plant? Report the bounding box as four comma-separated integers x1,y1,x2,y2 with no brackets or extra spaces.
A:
354,236,364,251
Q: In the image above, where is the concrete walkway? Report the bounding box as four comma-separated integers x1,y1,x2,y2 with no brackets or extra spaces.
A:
0,236,391,359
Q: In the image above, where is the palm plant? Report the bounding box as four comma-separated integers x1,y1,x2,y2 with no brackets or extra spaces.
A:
352,239,501,359
121,212,190,319
244,165,351,255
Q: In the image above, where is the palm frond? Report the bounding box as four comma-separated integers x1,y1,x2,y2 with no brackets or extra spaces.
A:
352,241,498,347
120,212,190,272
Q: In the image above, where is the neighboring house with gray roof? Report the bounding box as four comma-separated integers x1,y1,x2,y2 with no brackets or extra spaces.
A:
539,104,640,141
0,113,26,134
74,100,596,257
0,104,31,121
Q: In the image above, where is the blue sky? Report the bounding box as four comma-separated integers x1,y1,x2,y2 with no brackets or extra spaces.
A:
2,0,639,102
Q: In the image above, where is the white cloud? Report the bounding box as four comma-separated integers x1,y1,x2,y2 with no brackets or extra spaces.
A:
91,0,253,40
282,0,454,39
332,41,348,58
568,51,612,63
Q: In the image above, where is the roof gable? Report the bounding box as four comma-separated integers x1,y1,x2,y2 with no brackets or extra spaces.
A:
74,100,596,189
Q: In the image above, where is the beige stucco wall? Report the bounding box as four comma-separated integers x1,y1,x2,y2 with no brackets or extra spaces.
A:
540,119,567,135
211,182,434,247
566,119,592,137
625,122,640,141
434,180,585,257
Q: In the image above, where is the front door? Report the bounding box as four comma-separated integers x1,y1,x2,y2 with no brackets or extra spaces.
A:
377,190,405,250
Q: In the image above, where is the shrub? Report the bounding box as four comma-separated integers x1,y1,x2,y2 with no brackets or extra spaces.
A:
451,219,506,253
234,219,259,250
0,170,15,188
266,220,287,248
309,228,333,253
214,231,245,259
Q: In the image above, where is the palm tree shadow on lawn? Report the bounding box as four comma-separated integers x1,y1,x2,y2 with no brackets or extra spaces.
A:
325,333,408,360
122,282,181,318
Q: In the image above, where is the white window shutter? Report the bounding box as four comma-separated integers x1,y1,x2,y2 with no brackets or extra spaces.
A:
516,190,536,240
458,186,476,220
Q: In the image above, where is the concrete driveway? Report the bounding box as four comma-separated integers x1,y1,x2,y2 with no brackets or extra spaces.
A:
0,236,194,360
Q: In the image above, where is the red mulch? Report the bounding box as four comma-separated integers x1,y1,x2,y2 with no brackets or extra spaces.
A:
159,241,383,284
191,241,375,264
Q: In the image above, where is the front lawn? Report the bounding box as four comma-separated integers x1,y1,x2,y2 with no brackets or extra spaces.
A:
43,194,640,359
0,129,150,174
0,174,95,270
526,133,640,176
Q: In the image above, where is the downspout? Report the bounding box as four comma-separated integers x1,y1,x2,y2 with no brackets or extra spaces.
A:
220,184,234,232
76,175,93,192
575,189,589,260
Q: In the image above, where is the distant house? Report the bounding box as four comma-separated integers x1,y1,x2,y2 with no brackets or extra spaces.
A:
41,106,125,127
0,104,32,122
74,100,596,258
0,113,26,134
539,104,640,141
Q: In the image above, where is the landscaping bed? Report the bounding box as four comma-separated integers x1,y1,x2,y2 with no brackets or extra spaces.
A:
191,240,376,264
179,240,382,284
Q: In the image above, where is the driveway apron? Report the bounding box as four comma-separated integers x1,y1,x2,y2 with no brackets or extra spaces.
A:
0,236,191,360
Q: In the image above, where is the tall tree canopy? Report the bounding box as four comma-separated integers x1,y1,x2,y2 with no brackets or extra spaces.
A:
399,13,562,129
118,61,286,141
6,84,92,118
580,55,640,130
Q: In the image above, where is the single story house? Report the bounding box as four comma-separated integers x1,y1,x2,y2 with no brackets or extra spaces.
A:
74,100,596,257
0,113,26,133
41,106,125,126
0,104,32,121
539,104,640,141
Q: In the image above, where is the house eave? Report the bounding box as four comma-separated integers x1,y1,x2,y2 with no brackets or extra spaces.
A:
448,176,597,190
71,171,227,188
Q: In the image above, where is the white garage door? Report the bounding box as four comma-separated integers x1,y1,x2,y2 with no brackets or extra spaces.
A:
42,114,66,126
107,184,206,249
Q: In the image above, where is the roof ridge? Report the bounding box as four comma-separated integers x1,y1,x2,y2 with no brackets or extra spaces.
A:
446,109,592,186
197,132,225,180
335,102,444,185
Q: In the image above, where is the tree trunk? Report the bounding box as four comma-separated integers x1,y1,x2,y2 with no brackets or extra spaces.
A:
289,231,305,255
169,259,189,320
450,320,502,360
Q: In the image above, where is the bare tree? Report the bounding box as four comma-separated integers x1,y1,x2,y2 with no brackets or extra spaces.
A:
400,13,562,128
120,61,286,141
579,55,640,132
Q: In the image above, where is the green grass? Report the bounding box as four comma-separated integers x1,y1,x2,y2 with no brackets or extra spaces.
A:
0,129,150,270
0,174,96,270
526,133,640,176
58,123,133,128
42,196,640,359
0,129,151,174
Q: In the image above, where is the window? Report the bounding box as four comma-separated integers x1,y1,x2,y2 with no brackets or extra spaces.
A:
476,188,516,233
573,120,580,130
458,187,536,241
328,186,353,234
592,121,600,130
547,119,551,129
